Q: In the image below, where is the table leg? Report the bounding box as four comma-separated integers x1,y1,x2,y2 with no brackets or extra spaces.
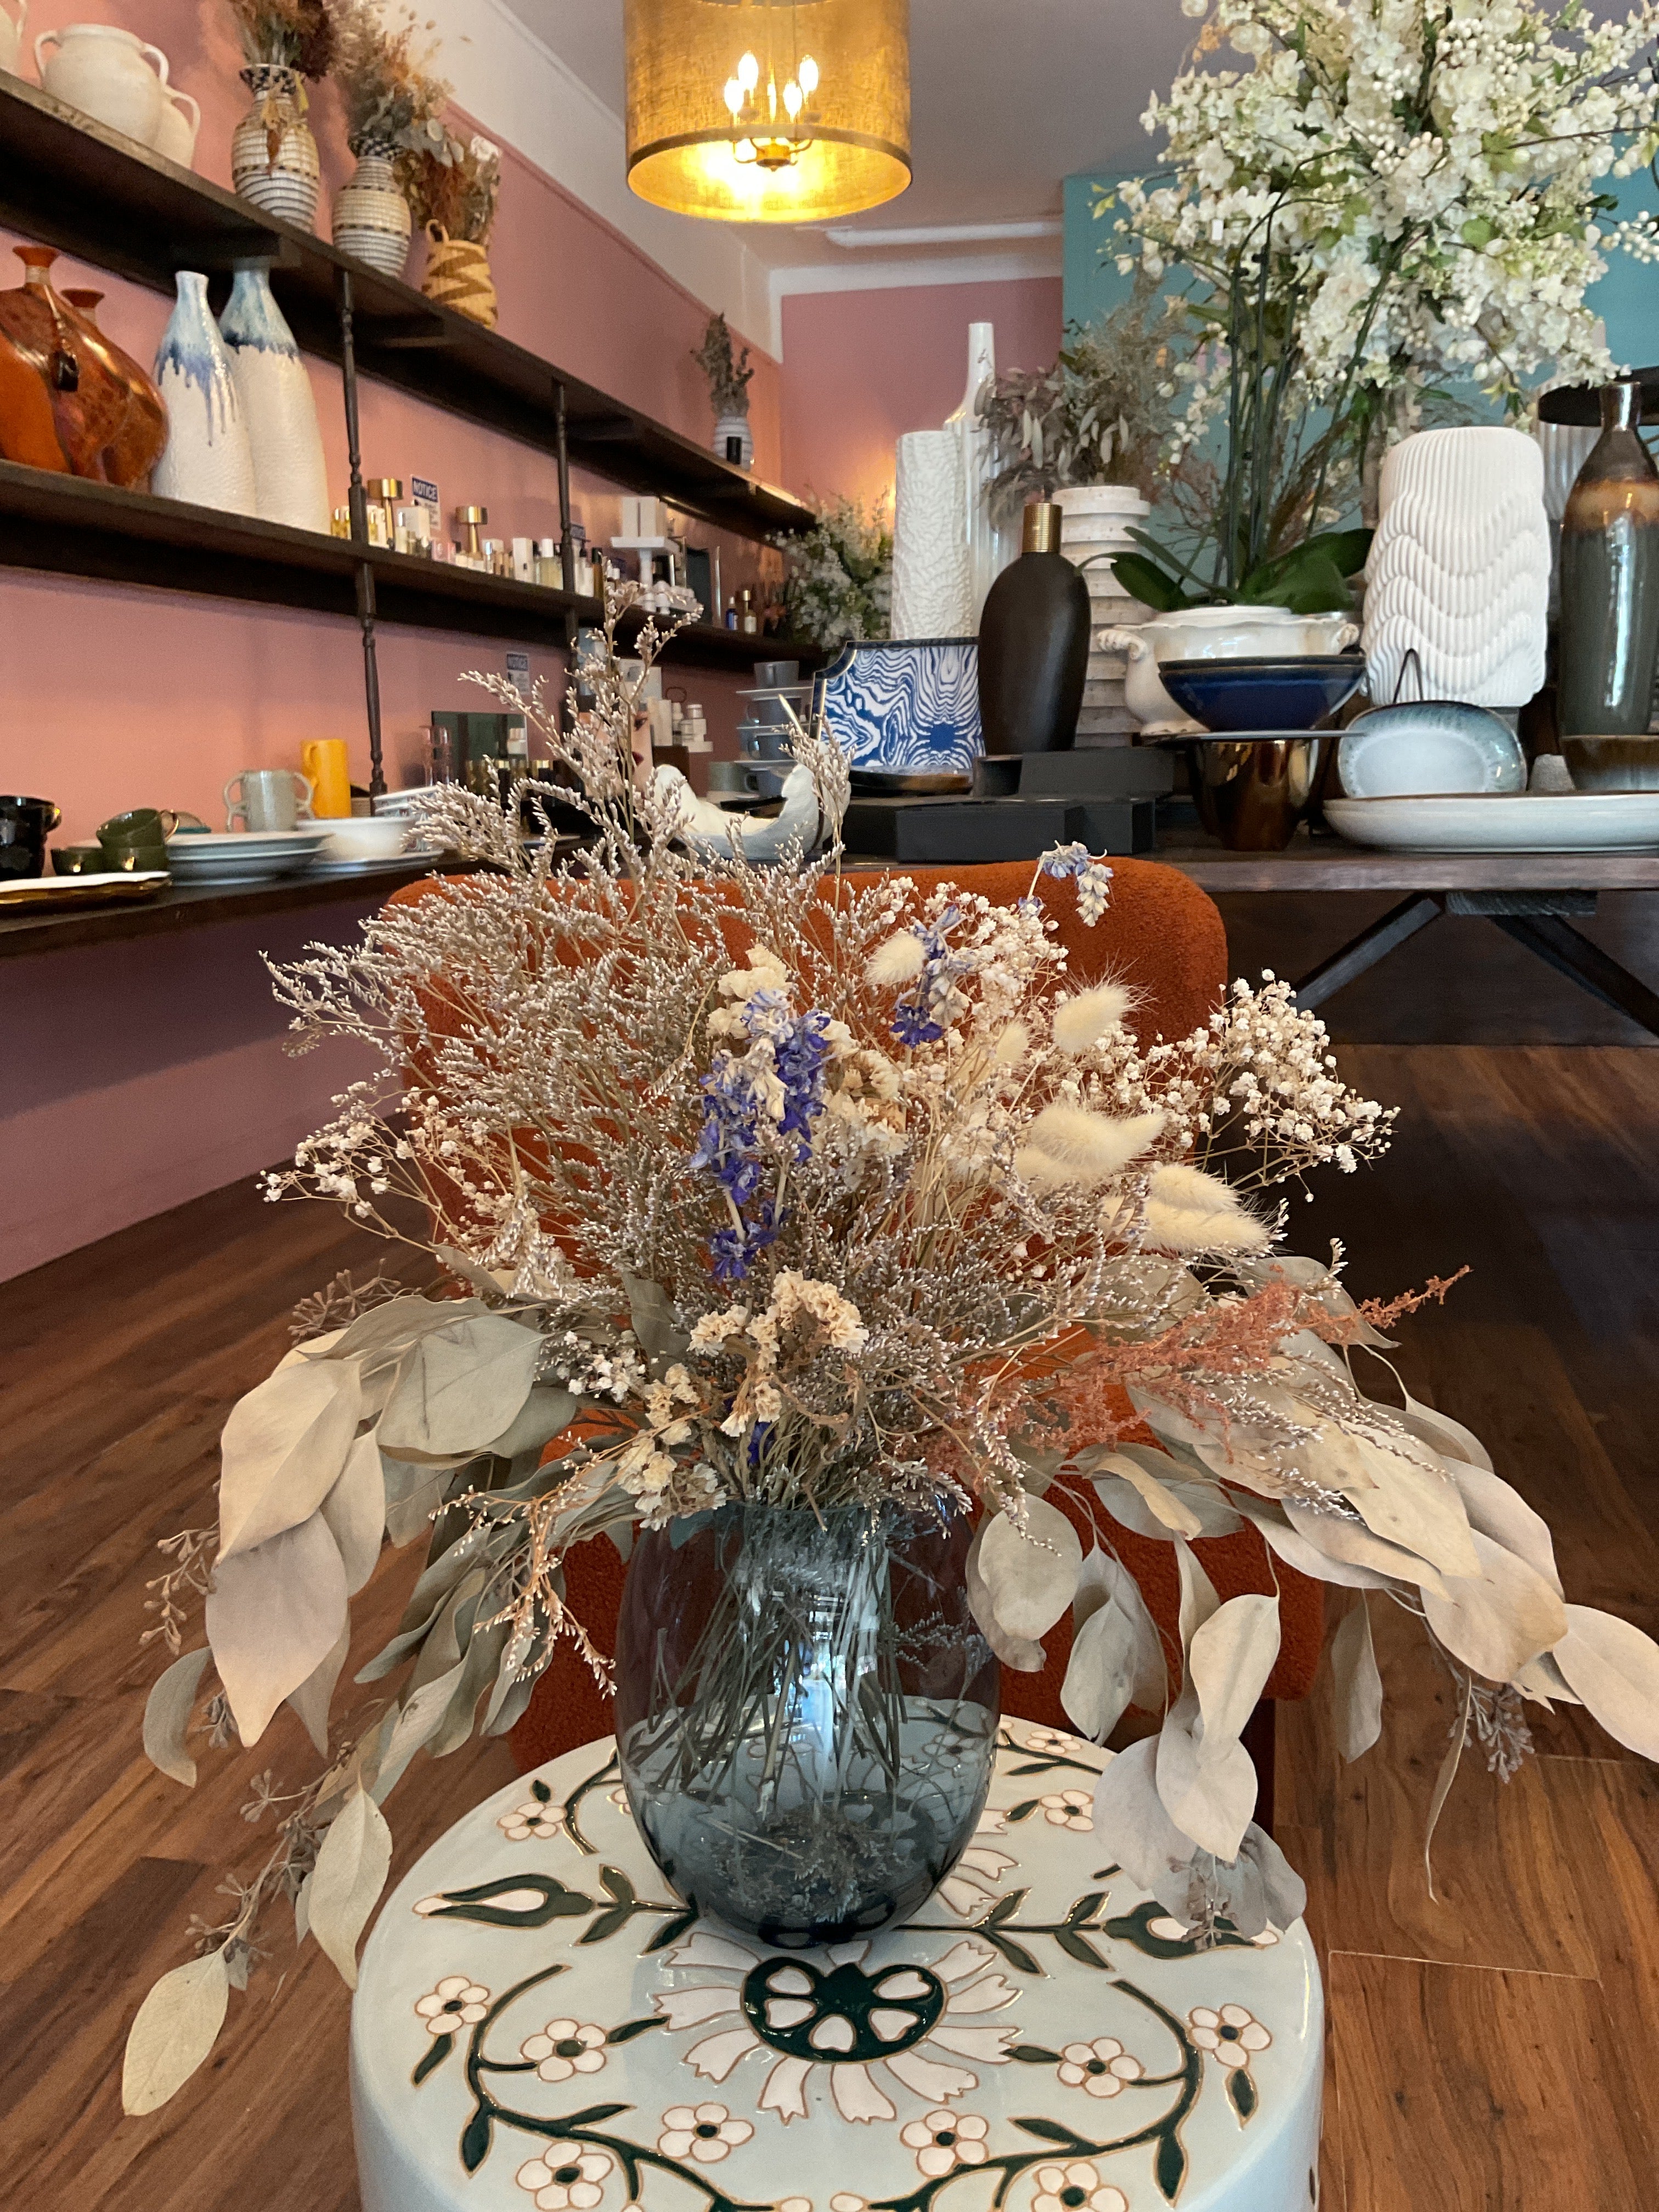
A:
1291,893,1443,1012
1488,913,1659,1038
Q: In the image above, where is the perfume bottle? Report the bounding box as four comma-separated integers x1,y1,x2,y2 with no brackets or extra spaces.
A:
740,587,758,635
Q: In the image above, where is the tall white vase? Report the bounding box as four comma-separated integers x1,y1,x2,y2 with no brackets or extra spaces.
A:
1362,426,1549,708
151,271,257,517
944,320,1011,623
891,429,971,638
218,266,330,533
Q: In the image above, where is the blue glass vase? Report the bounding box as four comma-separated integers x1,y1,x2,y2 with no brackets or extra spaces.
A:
613,1499,999,1947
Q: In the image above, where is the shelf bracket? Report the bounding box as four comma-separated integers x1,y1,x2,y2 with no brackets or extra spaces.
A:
335,264,386,797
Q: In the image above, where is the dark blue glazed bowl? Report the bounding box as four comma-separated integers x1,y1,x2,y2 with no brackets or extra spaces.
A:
1158,655,1365,732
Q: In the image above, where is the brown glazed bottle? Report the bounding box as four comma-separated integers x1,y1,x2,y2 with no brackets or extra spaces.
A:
0,248,126,481
976,499,1091,753
60,290,168,490
1559,376,1659,735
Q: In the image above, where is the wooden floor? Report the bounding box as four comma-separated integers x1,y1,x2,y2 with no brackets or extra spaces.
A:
2,1046,1655,2208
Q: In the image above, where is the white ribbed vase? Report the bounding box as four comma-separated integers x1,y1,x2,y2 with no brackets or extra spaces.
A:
891,428,972,637
332,144,412,278
1363,427,1549,708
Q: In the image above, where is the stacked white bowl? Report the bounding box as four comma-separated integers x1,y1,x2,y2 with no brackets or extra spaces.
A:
1053,486,1154,742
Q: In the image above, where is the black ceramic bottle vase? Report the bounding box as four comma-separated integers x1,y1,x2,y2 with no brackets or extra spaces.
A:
1559,377,1659,735
977,499,1092,752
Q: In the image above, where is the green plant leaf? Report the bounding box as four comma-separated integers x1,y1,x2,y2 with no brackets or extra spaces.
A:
1111,551,1190,611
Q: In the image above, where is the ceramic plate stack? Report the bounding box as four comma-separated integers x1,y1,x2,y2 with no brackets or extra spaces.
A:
1053,487,1152,744
165,828,329,883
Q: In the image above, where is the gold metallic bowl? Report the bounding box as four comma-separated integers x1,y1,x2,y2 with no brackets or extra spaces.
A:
1560,737,1659,792
1186,733,1328,850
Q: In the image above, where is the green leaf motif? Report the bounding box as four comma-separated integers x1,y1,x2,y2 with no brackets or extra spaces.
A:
531,1778,552,1803
984,1932,1043,1977
1156,2128,1189,2203
641,1906,699,1954
579,1905,634,1946
599,1865,636,1905
1067,1891,1107,1926
411,2032,453,2086
1104,1898,1260,1960
421,1874,592,1928
606,2017,665,2046
1005,1797,1041,1824
1054,1928,1109,1970
460,2108,493,2174
1009,2042,1063,2064
1228,2066,1260,2125
1014,2117,1091,2146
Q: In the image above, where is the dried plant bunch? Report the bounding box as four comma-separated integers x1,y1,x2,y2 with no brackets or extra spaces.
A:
692,311,755,419
223,0,335,77
120,579,1659,2114
332,0,448,154
401,127,501,244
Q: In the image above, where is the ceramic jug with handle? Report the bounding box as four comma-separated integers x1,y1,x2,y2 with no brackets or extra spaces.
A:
36,24,171,146
0,0,27,78
152,83,200,167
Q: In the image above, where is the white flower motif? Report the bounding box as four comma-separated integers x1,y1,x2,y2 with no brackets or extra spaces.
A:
514,2143,612,2211
657,2102,754,2163
900,2108,990,2177
1021,1727,1096,1758
829,2198,869,2212
499,1795,565,1843
653,1934,1018,2126
1189,2003,1271,2069
414,1976,489,2035
520,2019,607,2081
1033,2162,1130,2212
1040,1788,1094,1831
937,1822,1018,1917
1058,2038,1145,2097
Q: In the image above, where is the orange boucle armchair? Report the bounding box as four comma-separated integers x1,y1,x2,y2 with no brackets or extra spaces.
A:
387,856,1324,1788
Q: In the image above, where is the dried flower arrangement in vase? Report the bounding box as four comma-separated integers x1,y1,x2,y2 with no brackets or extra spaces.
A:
402,127,503,327
331,0,449,279
116,584,1659,2116
694,309,755,467
224,0,335,233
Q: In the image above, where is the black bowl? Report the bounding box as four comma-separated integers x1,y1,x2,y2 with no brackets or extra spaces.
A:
1158,654,1364,732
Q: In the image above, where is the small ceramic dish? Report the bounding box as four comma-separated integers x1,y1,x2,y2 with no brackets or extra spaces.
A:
1157,655,1364,733
1336,701,1525,796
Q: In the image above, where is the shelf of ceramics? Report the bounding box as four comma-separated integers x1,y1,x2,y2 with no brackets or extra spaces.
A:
0,76,814,543
0,460,823,671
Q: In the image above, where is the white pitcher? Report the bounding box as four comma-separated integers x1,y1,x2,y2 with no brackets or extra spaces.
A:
153,83,200,167
35,24,170,148
0,0,28,78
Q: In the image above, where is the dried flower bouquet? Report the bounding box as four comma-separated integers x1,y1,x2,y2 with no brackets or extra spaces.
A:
122,585,1659,2114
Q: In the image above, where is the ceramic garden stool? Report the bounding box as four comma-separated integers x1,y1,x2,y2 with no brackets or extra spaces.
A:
352,1725,1324,2212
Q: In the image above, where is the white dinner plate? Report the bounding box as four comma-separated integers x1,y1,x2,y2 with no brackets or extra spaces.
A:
168,830,330,853
1325,793,1659,851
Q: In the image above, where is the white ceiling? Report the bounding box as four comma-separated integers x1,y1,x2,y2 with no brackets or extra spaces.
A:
502,0,1192,272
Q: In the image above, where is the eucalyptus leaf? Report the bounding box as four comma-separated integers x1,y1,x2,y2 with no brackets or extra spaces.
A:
1551,1604,1659,1758
1442,1462,1561,1597
379,1314,543,1458
322,1429,386,1596
307,1783,393,1989
377,1660,469,1797
482,1384,579,1463
206,1513,348,1747
1230,1496,1398,1592
965,1523,1045,1672
1419,1530,1567,1683
978,1494,1084,1642
1156,1703,1257,1862
217,1360,364,1564
1089,1452,1204,1537
1329,1596,1384,1762
1173,1537,1220,1653
1062,1596,1141,1741
1189,1593,1280,1757
620,1273,690,1365
121,1948,231,2115
286,1620,351,1757
326,1293,489,1363
142,1645,212,1787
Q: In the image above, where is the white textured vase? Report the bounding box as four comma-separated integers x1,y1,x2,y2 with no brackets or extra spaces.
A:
151,270,258,517
891,428,972,638
1363,426,1549,708
333,144,412,278
945,319,1012,623
218,266,329,533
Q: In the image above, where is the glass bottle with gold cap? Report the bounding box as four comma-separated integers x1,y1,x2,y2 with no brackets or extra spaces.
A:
976,499,1092,754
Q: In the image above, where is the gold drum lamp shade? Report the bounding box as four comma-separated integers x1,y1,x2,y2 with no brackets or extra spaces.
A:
625,0,911,224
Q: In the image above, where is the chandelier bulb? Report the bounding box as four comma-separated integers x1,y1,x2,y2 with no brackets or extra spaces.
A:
723,76,743,116
799,54,819,95
737,49,760,92
783,79,803,119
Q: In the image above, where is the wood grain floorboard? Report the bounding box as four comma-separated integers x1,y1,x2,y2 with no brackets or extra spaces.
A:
3,1050,1655,2210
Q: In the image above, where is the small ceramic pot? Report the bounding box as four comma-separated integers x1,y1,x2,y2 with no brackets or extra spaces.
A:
332,143,413,278
231,65,321,231
1097,626,1199,733
35,22,169,146
0,0,27,78
152,82,200,167
421,228,496,328
713,410,753,468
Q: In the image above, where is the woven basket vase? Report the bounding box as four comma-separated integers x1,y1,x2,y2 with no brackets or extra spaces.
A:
421,227,497,329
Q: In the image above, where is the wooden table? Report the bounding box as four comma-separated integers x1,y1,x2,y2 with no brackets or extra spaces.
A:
1154,837,1659,1036
351,1728,1323,2212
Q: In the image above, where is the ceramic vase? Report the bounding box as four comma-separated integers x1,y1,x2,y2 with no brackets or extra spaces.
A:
218,266,329,533
421,228,497,328
332,142,412,278
152,82,200,168
60,286,167,488
945,320,1013,623
151,271,257,517
1057,487,1153,738
712,409,753,467
231,65,321,231
35,22,169,146
1558,379,1659,737
891,428,972,638
977,501,1091,752
0,0,27,77
1362,426,1549,709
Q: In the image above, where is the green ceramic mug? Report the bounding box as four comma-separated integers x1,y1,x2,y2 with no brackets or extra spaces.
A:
98,806,176,873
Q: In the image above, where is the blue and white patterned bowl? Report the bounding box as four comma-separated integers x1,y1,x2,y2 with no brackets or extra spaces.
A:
815,639,981,775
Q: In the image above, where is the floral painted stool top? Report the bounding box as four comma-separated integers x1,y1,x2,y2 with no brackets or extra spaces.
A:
351,1726,1322,2212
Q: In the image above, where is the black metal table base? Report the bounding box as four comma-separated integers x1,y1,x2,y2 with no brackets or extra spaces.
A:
1291,889,1659,1039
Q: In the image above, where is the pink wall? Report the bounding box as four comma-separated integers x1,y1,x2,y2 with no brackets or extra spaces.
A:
0,0,787,1281
780,276,1064,510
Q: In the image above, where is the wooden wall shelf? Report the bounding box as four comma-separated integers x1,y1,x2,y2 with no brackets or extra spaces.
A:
0,461,822,673
0,77,812,543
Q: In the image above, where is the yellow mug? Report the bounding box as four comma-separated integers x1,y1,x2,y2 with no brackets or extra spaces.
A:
300,738,353,819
